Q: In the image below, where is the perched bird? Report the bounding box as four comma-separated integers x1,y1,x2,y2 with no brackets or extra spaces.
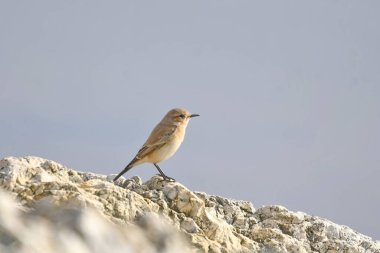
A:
113,108,199,182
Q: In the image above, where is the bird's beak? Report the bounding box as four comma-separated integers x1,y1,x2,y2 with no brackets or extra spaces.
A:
190,114,200,118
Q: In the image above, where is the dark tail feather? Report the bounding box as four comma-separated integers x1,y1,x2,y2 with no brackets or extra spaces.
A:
113,163,134,182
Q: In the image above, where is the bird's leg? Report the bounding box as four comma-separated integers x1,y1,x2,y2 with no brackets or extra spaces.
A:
153,163,175,182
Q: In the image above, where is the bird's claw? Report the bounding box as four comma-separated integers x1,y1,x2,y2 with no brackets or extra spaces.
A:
164,177,176,182
156,174,175,182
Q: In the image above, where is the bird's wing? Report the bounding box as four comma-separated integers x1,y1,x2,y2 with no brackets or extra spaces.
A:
134,124,177,160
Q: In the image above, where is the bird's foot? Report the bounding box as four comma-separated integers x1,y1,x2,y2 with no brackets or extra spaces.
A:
164,176,176,182
156,174,175,182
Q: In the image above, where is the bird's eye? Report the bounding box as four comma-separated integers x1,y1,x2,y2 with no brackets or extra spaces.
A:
179,114,186,119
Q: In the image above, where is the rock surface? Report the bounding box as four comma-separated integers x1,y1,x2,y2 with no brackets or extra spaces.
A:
0,156,379,253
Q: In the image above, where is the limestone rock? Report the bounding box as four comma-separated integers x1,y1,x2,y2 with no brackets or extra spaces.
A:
0,156,379,253
0,189,191,253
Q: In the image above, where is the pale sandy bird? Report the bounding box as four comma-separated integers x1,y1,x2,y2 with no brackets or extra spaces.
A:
113,108,199,182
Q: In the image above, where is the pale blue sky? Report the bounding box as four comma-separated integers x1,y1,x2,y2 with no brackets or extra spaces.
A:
1,1,379,239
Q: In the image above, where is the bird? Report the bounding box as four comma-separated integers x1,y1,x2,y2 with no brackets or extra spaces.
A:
113,108,199,182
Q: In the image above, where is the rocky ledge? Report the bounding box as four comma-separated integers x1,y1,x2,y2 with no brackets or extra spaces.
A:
0,156,378,253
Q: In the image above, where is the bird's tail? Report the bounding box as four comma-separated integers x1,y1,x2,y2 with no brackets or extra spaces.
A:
113,161,135,182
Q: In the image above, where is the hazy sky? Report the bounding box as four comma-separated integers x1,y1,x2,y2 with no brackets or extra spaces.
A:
1,1,379,239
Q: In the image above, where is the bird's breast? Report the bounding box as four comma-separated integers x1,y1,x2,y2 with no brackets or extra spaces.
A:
149,128,186,163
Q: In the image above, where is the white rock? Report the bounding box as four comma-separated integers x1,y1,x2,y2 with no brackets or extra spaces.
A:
0,156,379,253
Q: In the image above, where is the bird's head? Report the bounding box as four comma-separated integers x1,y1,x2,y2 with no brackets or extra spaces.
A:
164,108,199,126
